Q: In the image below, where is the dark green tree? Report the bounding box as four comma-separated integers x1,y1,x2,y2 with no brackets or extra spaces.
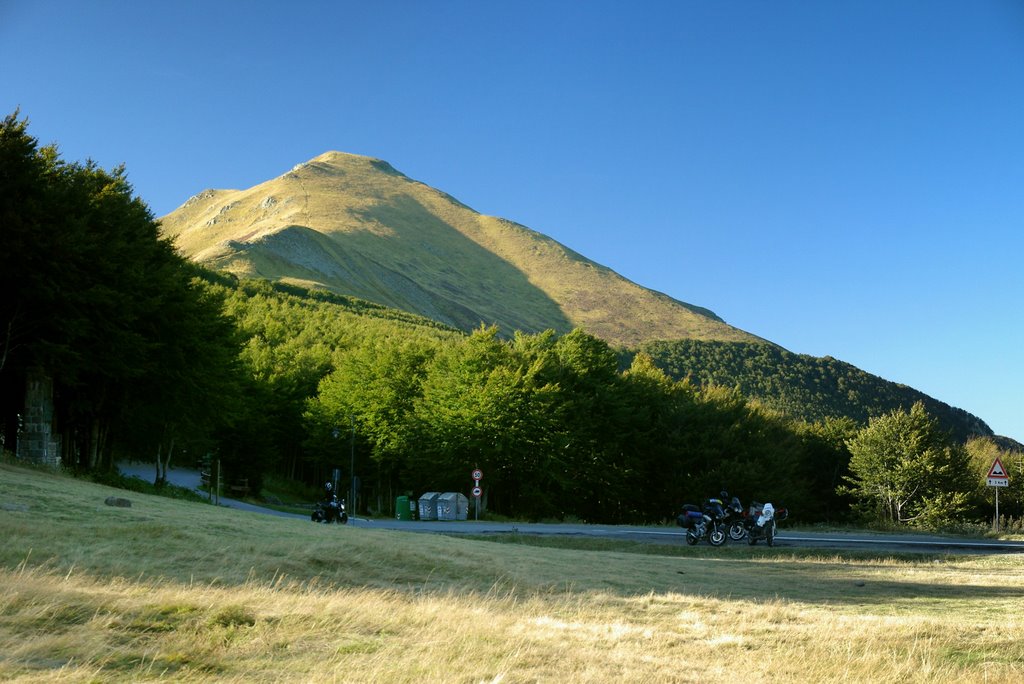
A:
618,353,694,522
790,416,859,521
305,335,436,510
0,111,244,472
408,327,563,516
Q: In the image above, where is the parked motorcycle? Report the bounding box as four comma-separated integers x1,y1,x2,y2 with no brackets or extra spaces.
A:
744,501,788,546
676,500,727,546
722,495,747,541
311,496,348,524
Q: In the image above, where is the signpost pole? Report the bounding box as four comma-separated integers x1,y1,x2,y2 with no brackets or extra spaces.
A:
472,467,483,521
995,486,999,532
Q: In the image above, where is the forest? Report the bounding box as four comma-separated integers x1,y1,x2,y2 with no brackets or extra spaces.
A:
635,339,992,443
2,112,1020,528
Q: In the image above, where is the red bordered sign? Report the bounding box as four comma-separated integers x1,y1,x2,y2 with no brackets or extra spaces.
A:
987,458,1009,487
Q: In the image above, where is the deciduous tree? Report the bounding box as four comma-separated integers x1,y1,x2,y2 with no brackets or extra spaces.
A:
842,402,973,525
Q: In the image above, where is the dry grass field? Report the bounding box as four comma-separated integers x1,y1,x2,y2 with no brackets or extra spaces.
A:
2,461,1022,682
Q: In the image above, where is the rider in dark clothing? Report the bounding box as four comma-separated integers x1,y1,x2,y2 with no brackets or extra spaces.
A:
704,490,727,518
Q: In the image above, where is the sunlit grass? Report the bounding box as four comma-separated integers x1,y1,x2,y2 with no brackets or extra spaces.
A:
2,461,1023,682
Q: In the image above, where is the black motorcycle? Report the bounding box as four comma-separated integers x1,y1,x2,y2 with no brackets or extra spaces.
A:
311,496,348,524
722,496,747,541
676,500,727,546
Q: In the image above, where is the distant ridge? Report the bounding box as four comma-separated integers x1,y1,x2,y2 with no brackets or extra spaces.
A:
160,152,763,347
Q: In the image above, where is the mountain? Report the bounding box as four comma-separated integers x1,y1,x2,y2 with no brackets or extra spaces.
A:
159,152,762,348
160,151,1010,446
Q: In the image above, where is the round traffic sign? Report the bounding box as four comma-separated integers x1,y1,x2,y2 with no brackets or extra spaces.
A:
472,469,483,481
472,486,482,498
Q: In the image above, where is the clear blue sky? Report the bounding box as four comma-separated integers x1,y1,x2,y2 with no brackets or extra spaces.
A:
3,1,1022,442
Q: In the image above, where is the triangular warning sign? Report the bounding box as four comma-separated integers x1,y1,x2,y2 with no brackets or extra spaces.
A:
988,458,1008,479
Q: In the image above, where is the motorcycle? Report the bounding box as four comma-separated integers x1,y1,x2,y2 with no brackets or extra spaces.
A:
744,501,788,546
311,495,348,524
676,500,727,546
722,496,747,541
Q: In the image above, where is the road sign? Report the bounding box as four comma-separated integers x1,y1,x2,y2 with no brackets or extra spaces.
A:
472,486,482,498
472,469,483,481
988,458,1009,487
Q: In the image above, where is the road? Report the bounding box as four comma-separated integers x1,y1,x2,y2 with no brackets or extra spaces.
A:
116,461,302,517
117,462,1024,555
346,518,1024,555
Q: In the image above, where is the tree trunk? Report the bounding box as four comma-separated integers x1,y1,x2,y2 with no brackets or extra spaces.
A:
88,420,101,469
155,437,176,486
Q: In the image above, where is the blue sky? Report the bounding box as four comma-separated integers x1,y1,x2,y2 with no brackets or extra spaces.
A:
3,1,1022,442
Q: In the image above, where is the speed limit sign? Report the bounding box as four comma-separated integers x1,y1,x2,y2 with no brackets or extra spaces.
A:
472,469,483,481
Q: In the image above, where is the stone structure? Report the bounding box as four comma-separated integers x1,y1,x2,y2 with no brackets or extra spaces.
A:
19,367,61,467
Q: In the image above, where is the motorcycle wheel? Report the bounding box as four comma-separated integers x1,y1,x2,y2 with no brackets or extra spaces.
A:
709,528,726,546
728,520,747,541
685,530,699,545
339,512,349,525
311,510,324,523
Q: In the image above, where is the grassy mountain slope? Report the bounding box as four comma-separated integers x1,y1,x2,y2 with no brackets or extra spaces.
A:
160,152,761,347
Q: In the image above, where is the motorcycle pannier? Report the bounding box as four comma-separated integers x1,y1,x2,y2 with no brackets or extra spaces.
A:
677,504,702,529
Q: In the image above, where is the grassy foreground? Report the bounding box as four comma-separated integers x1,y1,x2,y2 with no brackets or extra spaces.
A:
2,462,1023,682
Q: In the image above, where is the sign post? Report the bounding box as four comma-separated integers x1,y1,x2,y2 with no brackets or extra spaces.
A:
472,468,483,521
987,458,1010,531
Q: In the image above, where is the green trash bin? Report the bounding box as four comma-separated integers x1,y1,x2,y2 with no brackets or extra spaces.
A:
395,495,413,521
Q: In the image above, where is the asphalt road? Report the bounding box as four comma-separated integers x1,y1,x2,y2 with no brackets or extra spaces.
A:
348,518,1024,555
117,462,1024,555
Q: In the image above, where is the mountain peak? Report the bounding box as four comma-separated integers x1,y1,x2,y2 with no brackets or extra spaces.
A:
160,154,763,347
307,150,371,165
292,151,406,178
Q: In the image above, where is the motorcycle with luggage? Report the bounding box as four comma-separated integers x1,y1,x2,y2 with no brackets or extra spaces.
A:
676,499,727,546
744,501,788,546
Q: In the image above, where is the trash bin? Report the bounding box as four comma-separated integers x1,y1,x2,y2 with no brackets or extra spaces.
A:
395,495,413,521
418,492,440,520
437,492,469,521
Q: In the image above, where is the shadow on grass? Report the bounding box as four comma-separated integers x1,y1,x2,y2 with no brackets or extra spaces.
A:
460,533,1024,607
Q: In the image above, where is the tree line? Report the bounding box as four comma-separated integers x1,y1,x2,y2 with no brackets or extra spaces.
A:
2,111,1019,527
